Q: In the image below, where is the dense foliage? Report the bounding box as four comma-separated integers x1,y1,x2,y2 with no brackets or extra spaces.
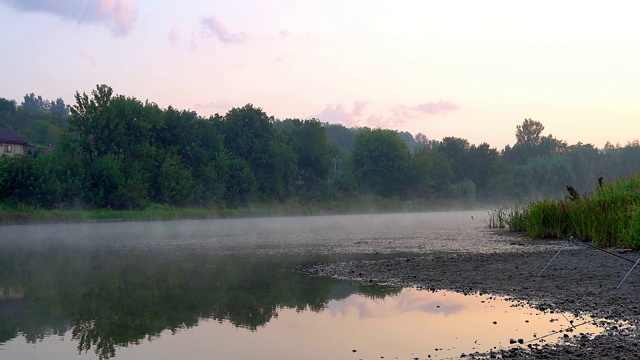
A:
503,175,640,249
1,84,640,210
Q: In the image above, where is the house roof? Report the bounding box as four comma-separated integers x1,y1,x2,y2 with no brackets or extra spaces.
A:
0,126,29,145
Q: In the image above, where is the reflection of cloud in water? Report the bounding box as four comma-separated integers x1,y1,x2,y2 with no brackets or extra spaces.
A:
326,289,466,320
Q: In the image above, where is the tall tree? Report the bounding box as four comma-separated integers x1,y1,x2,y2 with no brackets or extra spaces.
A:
290,119,333,182
505,118,566,164
218,104,297,200
352,128,409,197
438,137,471,183
407,146,454,198
468,142,501,197
67,85,165,209
0,98,16,126
515,118,545,147
276,119,337,200
22,93,47,114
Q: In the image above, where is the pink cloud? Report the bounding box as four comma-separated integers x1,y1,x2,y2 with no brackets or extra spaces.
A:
201,15,247,44
413,100,459,114
386,101,459,127
311,100,460,129
0,0,137,36
98,0,135,36
310,102,370,127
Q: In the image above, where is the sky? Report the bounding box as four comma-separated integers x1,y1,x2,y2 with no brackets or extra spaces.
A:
1,0,639,149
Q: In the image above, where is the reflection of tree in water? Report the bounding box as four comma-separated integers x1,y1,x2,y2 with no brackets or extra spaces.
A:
356,284,403,300
0,243,346,359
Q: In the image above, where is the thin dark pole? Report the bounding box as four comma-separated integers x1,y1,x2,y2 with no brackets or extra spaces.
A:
537,238,571,277
617,258,640,289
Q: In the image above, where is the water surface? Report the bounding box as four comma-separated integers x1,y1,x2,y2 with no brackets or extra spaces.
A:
0,212,605,359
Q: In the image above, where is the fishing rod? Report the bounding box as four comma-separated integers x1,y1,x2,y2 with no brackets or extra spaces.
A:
513,318,597,349
483,206,640,288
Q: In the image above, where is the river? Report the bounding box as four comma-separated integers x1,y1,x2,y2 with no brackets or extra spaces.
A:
0,211,603,359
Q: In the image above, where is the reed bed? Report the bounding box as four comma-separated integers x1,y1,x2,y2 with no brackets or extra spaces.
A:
501,175,640,249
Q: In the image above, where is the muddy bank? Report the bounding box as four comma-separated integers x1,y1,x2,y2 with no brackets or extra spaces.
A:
306,237,640,359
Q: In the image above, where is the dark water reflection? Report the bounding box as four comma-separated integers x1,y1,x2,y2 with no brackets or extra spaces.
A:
1,251,311,357
0,229,406,359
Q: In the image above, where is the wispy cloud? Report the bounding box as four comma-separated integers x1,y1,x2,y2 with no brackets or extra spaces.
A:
413,100,459,114
0,0,137,36
310,101,370,126
167,26,181,47
201,15,247,44
167,26,199,51
311,100,460,129
386,101,458,126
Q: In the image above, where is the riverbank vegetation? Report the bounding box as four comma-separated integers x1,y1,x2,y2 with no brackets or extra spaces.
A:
497,175,640,249
1,85,640,226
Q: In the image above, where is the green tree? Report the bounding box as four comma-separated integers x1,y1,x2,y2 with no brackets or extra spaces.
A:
515,118,545,147
156,153,194,206
291,119,332,181
505,118,567,165
158,107,229,206
438,137,471,183
67,85,164,209
0,98,16,126
618,141,640,176
396,131,419,152
325,123,357,153
513,154,575,198
352,128,409,197
30,120,51,144
217,104,297,200
407,147,435,197
22,93,47,114
565,143,598,191
468,142,501,197
278,119,336,199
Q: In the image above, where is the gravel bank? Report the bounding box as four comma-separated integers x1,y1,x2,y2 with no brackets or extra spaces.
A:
306,235,640,359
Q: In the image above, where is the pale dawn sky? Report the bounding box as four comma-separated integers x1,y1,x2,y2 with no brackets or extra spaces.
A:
1,0,639,149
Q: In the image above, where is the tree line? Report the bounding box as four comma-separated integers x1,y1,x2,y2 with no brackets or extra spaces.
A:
1,84,639,210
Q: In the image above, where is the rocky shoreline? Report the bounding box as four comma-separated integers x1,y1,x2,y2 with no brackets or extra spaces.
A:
306,238,640,359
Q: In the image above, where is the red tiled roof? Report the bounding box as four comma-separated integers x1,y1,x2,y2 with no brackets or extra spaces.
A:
0,127,29,145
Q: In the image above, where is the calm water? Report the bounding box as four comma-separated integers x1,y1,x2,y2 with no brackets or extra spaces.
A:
0,212,605,359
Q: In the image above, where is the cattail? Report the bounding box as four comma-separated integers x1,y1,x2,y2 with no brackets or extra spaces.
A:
566,185,580,202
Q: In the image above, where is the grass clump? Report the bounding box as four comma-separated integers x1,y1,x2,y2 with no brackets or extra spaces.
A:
502,175,640,249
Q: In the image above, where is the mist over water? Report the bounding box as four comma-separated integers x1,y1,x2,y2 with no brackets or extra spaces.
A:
0,210,543,255
0,211,584,359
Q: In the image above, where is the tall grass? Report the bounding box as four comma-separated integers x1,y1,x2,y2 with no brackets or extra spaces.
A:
501,175,640,249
